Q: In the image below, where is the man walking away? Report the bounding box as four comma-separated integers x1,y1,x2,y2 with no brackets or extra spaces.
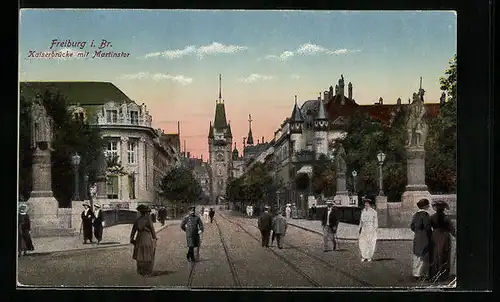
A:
257,206,273,247
321,201,340,252
272,210,288,249
209,208,215,223
93,203,104,244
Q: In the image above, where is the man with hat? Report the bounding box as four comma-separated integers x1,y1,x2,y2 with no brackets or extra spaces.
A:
18,203,34,257
181,206,204,262
93,203,104,244
257,205,273,247
321,201,340,252
81,201,95,244
410,198,432,281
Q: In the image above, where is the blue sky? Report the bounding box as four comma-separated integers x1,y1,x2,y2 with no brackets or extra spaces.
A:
19,10,457,158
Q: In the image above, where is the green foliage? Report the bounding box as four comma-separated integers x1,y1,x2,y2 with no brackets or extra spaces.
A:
19,90,105,206
160,166,202,204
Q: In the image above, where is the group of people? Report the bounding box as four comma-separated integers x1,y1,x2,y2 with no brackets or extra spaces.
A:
410,198,456,282
257,206,288,249
200,206,216,223
80,201,104,244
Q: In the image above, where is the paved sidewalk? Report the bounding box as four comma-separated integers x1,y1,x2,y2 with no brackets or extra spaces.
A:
30,220,181,254
287,219,413,240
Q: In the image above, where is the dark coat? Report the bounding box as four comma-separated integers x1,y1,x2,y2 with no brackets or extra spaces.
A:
130,215,157,262
93,209,104,241
258,211,273,231
410,210,432,256
272,214,287,235
181,214,204,247
18,214,34,251
321,207,340,231
209,209,215,217
81,208,95,240
430,212,456,279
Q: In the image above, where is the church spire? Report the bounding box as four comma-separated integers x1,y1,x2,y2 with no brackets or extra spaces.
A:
218,74,222,104
246,114,254,145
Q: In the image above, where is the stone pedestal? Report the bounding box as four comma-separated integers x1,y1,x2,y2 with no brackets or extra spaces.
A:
375,196,388,210
334,172,354,207
401,147,431,224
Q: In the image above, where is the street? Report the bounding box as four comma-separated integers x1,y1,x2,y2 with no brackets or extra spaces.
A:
18,211,425,288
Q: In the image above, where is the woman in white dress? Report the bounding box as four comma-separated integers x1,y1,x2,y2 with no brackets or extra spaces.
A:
358,198,378,262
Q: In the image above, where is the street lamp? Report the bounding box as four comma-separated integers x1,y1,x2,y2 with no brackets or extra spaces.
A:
376,151,386,196
71,153,81,201
352,170,358,194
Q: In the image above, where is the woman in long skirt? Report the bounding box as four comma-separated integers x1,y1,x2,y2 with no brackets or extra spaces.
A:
358,198,378,262
18,204,34,257
130,205,157,276
429,200,456,281
410,199,432,281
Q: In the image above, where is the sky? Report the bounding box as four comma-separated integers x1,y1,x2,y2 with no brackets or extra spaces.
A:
19,10,457,160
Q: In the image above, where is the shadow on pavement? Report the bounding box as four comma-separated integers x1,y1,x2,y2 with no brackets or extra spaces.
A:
373,257,395,262
148,270,175,277
97,242,121,245
22,252,52,257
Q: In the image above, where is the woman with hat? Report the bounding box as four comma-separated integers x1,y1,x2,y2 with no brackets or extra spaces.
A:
93,203,104,244
429,200,456,281
410,198,433,281
130,204,157,276
18,204,34,257
181,206,204,262
81,201,95,244
358,197,378,262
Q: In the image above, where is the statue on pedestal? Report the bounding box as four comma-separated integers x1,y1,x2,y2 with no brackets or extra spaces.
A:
31,93,54,151
335,144,347,173
406,92,428,148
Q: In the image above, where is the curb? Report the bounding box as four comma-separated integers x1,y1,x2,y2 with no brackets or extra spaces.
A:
27,223,172,256
288,223,413,241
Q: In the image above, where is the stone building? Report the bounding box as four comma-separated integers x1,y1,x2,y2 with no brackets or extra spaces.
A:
187,156,212,203
208,75,233,204
231,143,245,179
20,81,181,210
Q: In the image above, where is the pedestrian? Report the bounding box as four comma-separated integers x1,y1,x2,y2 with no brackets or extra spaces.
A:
429,200,456,281
311,204,317,220
270,210,278,246
81,201,95,244
321,201,340,252
93,203,104,244
18,204,34,257
209,208,215,223
271,210,287,249
150,207,157,223
410,198,433,281
130,205,157,276
257,206,273,247
358,197,378,262
158,206,166,226
203,207,210,223
292,204,298,219
181,206,204,262
285,204,291,219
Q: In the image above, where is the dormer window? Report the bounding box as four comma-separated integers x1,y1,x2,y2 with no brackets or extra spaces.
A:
106,110,118,123
130,111,139,125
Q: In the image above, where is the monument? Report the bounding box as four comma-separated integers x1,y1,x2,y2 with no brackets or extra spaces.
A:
400,86,431,223
333,144,352,207
26,94,74,237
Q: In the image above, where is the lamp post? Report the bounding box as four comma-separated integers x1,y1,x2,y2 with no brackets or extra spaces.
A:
71,153,81,201
352,170,358,194
376,151,386,196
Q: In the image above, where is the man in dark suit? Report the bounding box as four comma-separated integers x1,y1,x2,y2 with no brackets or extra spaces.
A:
81,201,95,244
321,201,340,251
93,203,104,244
258,206,273,247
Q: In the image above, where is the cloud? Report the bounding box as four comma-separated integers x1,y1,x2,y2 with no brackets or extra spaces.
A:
141,42,248,59
291,74,300,79
117,72,193,85
239,74,275,83
263,44,360,62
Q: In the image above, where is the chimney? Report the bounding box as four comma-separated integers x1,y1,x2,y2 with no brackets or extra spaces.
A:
257,139,260,144
397,98,402,105
323,91,329,101
379,97,384,105
348,82,353,100
201,154,203,161
318,92,321,101
262,136,264,143
177,121,180,134
187,152,191,158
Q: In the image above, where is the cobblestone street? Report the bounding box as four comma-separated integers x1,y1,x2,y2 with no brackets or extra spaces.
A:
18,211,452,288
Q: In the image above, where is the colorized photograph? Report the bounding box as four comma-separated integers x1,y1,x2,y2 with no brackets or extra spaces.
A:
18,10,457,289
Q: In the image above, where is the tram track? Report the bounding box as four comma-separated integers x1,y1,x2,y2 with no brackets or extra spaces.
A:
214,218,242,287
221,212,375,287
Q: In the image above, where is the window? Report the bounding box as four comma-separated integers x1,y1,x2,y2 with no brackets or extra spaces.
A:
106,175,119,199
106,141,118,158
106,110,118,123
130,111,139,125
128,174,136,199
127,141,136,164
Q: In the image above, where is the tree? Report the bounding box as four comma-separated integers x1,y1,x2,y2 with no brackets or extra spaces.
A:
19,90,105,207
160,166,203,205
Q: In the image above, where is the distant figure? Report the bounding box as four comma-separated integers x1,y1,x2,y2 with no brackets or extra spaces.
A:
18,204,34,257
291,204,298,219
130,205,157,276
430,200,456,281
93,203,104,244
321,201,340,252
209,208,215,223
81,201,95,244
158,206,167,226
410,199,432,281
311,204,317,220
285,204,292,219
358,198,378,262
150,207,157,223
270,210,278,246
257,206,273,247
203,208,210,223
201,206,205,217
181,206,204,262
271,210,288,249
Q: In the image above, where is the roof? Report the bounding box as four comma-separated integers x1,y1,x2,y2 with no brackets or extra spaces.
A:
208,122,214,138
20,81,133,105
290,101,304,122
213,102,228,129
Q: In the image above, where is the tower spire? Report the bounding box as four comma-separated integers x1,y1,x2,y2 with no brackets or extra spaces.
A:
246,114,254,145
218,74,222,104
419,76,422,90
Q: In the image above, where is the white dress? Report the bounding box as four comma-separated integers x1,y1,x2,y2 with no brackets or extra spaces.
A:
358,208,378,260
